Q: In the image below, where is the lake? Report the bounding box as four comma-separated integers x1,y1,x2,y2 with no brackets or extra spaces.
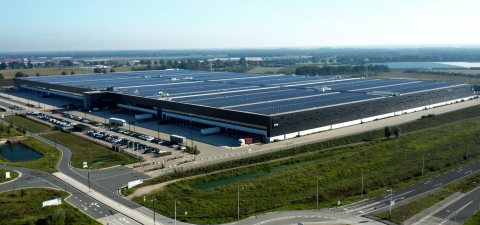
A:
0,144,43,162
192,160,317,190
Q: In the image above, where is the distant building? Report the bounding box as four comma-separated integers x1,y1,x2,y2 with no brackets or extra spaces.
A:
52,57,72,60
3,58,21,63
245,57,263,61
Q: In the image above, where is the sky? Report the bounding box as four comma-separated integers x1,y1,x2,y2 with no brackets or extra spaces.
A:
0,0,479,52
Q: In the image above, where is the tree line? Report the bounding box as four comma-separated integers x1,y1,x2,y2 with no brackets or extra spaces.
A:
295,65,390,76
404,69,480,78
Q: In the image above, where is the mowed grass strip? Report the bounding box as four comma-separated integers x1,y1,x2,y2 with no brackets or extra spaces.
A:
0,137,61,173
5,115,52,134
135,118,480,224
0,168,19,183
41,132,139,169
376,171,480,223
0,188,100,225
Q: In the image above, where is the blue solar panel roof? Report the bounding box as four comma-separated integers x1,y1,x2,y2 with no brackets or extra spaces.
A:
23,70,468,115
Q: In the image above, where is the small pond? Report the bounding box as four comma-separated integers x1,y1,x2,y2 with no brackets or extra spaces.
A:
0,144,43,162
193,160,317,190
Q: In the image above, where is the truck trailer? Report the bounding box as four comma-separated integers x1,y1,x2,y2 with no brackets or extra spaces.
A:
170,135,186,144
201,127,221,135
238,135,263,146
109,118,126,126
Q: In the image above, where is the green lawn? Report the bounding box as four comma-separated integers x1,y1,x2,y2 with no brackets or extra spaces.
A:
376,171,480,223
0,137,61,173
0,188,100,225
0,168,19,183
134,117,480,224
5,115,53,134
0,122,23,138
41,132,139,169
465,213,480,225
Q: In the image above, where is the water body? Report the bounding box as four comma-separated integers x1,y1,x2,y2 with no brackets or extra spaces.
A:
193,160,317,190
0,144,43,162
371,62,465,69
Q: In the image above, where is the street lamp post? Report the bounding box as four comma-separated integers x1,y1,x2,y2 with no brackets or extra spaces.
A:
175,200,180,225
157,123,160,139
387,189,393,218
152,199,157,225
88,168,91,191
317,177,321,208
422,153,430,179
361,169,369,199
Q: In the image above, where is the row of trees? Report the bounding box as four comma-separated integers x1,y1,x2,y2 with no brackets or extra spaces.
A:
404,69,480,78
385,126,401,139
295,65,390,76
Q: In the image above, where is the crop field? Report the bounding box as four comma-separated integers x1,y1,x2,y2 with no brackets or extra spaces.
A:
0,188,100,225
41,132,139,169
247,67,283,74
134,116,480,224
0,66,134,79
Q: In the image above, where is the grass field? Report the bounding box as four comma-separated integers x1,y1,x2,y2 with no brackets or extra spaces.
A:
41,132,139,169
134,116,480,224
5,116,53,134
277,65,298,74
0,66,135,79
376,171,480,223
465,213,480,225
0,137,61,173
0,122,22,139
369,72,480,84
0,168,19,183
247,67,283,74
0,188,100,225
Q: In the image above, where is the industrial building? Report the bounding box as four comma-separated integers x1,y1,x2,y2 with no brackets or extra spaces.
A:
14,70,475,142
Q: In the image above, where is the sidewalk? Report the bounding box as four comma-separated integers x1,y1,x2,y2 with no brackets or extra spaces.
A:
53,172,157,225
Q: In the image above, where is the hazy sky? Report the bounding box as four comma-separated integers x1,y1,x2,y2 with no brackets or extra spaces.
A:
0,0,478,52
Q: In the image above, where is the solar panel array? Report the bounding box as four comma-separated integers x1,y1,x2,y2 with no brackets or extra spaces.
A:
24,70,467,115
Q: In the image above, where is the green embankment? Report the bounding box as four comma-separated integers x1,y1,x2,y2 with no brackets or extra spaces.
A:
134,116,480,224
0,168,19,184
5,116,53,134
0,188,101,225
41,132,139,169
376,171,480,223
127,103,480,195
0,138,61,173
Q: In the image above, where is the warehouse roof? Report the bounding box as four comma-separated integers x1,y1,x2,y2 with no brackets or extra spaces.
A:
23,70,469,116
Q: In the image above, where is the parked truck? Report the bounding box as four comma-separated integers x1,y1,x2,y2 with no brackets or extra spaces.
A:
109,118,126,126
238,135,263,146
135,114,153,120
201,127,221,135
170,135,187,144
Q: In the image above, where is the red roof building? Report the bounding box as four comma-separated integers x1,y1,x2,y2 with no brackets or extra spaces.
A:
3,58,21,63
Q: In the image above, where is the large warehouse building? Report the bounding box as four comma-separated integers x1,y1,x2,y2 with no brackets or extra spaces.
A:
14,70,475,142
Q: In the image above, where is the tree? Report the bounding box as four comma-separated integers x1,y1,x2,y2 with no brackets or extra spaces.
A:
36,73,40,77
20,188,27,198
46,208,65,225
0,73,3,80
0,62,6,70
93,68,102,73
384,126,392,139
110,68,116,73
102,69,107,73
71,71,75,75
61,71,67,75
167,60,173,65
15,71,25,77
154,60,158,65
394,126,401,139
239,57,247,67
146,60,152,65
160,59,166,65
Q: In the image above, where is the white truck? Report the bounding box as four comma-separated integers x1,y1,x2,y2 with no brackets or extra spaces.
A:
109,118,126,126
201,127,221,135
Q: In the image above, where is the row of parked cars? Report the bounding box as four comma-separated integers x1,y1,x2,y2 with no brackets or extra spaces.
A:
9,105,26,110
110,127,187,151
62,114,103,126
87,129,168,154
27,111,77,127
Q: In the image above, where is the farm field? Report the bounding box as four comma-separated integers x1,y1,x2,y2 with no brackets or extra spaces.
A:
365,72,480,84
247,67,283,74
0,188,100,225
134,116,480,224
0,66,134,79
